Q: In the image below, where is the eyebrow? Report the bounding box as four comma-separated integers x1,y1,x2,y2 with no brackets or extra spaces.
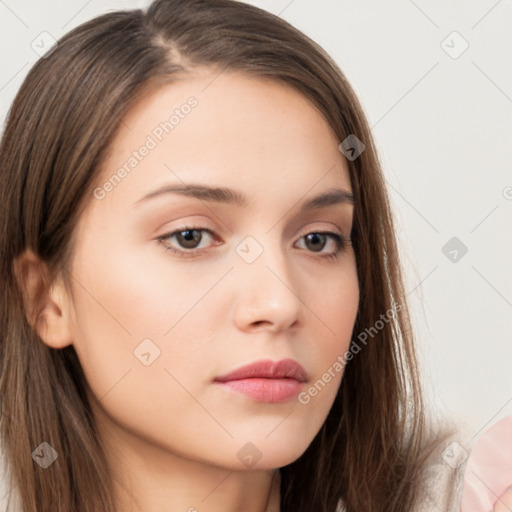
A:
132,183,355,212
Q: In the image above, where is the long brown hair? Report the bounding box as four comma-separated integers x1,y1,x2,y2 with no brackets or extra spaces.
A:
0,1,452,510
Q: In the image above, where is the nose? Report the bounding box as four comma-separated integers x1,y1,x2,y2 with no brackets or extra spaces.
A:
232,240,304,334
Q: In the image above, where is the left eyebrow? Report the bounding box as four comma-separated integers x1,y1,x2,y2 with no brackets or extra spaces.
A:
132,183,355,210
298,188,355,212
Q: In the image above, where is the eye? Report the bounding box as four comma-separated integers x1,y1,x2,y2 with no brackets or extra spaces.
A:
294,231,350,261
156,226,350,260
157,226,218,257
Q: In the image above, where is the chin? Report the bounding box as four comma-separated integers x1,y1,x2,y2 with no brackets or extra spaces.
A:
218,432,315,471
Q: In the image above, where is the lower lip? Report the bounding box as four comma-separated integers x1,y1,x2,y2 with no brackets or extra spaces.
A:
215,378,304,403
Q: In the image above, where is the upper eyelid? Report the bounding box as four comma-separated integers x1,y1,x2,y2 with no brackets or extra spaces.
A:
158,226,348,249
159,216,347,235
151,204,352,235
156,226,351,265
159,224,346,240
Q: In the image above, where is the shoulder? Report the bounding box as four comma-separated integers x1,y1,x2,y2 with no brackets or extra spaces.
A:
335,418,469,512
335,457,466,512
417,444,467,511
413,414,470,512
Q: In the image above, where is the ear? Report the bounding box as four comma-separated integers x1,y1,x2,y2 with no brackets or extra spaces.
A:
13,249,74,349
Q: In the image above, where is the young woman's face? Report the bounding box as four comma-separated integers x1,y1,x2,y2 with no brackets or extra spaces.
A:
65,68,359,470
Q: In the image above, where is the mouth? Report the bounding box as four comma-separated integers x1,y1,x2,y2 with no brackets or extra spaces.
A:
213,358,308,403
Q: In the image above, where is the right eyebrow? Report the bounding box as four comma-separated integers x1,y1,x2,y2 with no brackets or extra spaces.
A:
132,183,247,208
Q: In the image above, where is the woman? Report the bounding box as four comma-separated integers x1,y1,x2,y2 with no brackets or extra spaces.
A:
0,0,463,510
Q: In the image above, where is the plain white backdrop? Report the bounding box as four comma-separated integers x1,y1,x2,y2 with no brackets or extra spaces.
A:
0,0,511,448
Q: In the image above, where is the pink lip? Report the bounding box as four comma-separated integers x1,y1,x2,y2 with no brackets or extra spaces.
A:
214,359,308,403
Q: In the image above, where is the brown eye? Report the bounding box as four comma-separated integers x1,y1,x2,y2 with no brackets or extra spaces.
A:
157,227,348,261
175,229,203,249
304,233,328,252
157,226,218,257
295,231,349,261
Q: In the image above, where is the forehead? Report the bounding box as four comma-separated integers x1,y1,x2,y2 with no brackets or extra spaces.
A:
93,68,352,211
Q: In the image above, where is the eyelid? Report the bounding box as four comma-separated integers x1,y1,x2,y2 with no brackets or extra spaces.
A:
156,220,347,243
156,222,351,260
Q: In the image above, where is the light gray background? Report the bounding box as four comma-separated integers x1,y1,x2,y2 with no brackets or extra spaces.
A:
1,0,511,446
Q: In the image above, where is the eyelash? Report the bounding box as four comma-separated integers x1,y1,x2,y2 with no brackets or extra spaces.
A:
156,225,351,262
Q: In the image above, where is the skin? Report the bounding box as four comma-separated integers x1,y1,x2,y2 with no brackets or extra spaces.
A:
23,68,359,512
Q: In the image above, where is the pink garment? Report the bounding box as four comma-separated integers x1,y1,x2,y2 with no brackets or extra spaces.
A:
461,414,512,511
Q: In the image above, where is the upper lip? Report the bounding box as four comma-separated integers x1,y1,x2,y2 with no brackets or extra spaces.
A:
214,358,308,383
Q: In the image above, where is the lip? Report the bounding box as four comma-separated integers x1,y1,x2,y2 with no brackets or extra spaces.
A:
214,358,308,403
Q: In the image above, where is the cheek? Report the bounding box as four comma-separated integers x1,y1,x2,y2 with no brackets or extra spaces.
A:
66,240,220,415
296,255,359,406
70,271,218,372
66,233,360,469
68,267,222,456
306,253,359,354
70,240,359,398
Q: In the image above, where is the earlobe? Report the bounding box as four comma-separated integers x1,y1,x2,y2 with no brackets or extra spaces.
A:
13,249,74,349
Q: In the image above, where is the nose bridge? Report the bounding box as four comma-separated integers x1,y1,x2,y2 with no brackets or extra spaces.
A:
233,232,303,330
236,232,294,288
